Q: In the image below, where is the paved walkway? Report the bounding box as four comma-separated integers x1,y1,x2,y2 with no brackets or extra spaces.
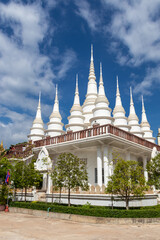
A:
0,212,160,240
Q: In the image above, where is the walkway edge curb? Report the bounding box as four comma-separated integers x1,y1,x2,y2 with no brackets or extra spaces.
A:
9,207,160,225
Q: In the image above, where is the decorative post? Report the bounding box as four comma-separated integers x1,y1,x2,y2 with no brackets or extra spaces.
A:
143,156,148,182
97,146,102,187
103,145,109,186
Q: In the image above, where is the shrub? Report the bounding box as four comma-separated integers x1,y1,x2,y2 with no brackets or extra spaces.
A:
9,201,160,218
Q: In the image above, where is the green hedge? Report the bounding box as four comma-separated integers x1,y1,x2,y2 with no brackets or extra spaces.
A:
10,201,160,218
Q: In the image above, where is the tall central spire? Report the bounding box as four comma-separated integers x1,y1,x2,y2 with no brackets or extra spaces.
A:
89,44,96,81
90,63,112,126
82,45,97,127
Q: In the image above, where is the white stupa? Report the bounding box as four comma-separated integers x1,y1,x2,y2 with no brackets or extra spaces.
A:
46,85,64,137
82,45,97,127
113,76,130,132
28,93,45,142
90,63,112,126
66,75,85,132
128,87,143,138
141,96,155,143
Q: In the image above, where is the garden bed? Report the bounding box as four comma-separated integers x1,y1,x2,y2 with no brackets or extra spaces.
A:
10,201,160,218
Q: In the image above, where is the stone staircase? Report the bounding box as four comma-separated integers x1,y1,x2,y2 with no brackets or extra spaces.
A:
37,190,47,202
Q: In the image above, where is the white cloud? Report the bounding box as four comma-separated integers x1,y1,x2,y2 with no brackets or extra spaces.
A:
100,0,160,95
134,65,160,95
57,49,77,79
0,1,76,147
102,0,160,65
74,0,101,32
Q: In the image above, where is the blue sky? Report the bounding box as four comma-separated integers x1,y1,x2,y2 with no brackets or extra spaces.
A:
0,0,160,147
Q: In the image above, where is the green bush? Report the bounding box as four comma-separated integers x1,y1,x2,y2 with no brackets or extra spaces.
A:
9,201,160,218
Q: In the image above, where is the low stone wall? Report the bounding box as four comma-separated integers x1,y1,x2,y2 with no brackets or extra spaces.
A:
10,207,160,225
14,192,158,208
46,193,158,208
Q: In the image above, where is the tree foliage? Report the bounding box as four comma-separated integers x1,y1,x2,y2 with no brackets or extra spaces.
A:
147,153,160,189
52,153,89,206
12,160,42,201
105,158,147,210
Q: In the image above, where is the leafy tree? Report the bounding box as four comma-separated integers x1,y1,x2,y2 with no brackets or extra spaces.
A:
0,157,13,205
105,158,147,210
51,160,65,203
12,160,42,201
0,184,12,205
147,153,160,189
52,153,89,206
23,160,42,201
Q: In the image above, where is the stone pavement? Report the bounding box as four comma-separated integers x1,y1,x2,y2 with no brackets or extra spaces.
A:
0,212,160,240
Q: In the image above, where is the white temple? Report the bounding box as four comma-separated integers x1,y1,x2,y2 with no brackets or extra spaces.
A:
28,46,158,194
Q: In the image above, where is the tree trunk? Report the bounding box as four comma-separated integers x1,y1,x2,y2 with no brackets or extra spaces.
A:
14,188,17,201
68,188,70,207
126,197,129,210
21,188,23,201
25,187,27,202
111,194,114,210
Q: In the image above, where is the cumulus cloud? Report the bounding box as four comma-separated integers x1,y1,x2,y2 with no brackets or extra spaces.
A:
0,1,76,147
103,0,160,66
74,0,101,32
134,65,160,95
101,0,160,95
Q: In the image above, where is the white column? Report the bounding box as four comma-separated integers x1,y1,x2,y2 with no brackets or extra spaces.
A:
42,173,47,190
47,173,52,194
143,156,148,182
126,151,131,161
97,146,102,187
103,145,109,186
108,147,113,177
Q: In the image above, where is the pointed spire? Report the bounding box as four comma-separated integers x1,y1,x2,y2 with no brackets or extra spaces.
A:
129,87,137,116
141,95,148,123
66,74,84,132
115,76,122,107
113,76,129,131
128,87,143,137
46,84,64,137
53,85,59,113
116,76,120,96
35,92,42,120
76,74,79,94
89,44,96,81
141,96,155,142
28,93,44,142
91,44,93,61
98,63,106,96
73,74,80,105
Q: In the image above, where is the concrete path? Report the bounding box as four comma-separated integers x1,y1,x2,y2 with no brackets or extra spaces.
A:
0,212,160,240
